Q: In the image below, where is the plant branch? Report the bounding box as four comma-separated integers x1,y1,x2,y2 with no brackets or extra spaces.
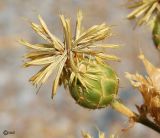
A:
137,116,160,133
111,100,160,133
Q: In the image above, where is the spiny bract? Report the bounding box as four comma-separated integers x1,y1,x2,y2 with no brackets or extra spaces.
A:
20,10,119,109
127,0,160,26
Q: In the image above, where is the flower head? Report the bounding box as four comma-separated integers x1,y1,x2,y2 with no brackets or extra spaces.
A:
126,54,160,125
20,11,119,99
127,0,160,25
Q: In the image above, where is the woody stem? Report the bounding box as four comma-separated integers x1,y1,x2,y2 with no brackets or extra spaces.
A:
137,116,160,133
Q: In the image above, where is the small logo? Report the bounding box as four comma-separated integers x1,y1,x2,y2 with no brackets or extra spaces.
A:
3,130,15,135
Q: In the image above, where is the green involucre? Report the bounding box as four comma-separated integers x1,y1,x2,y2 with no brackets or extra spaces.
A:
69,60,119,109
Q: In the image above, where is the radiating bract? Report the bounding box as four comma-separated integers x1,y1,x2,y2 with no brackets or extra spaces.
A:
127,0,160,26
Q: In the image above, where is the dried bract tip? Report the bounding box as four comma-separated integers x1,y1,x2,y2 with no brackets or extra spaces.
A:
127,0,160,26
126,54,160,126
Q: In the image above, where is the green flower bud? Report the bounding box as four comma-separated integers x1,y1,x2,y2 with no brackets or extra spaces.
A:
69,60,119,109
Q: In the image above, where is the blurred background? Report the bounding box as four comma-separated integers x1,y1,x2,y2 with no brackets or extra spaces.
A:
0,0,160,138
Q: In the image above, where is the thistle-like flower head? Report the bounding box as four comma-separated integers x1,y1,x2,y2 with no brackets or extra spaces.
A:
127,0,160,25
20,11,119,98
126,54,160,126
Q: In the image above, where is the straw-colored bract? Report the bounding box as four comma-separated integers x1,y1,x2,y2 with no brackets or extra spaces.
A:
127,0,160,25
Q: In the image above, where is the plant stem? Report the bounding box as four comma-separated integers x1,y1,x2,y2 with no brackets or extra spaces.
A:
111,100,160,133
137,116,160,133
111,100,136,118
